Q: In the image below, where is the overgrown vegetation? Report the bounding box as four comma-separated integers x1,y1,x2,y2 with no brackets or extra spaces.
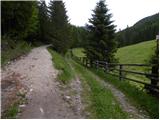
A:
72,48,86,57
1,37,32,66
48,48,74,84
71,60,128,118
92,69,159,118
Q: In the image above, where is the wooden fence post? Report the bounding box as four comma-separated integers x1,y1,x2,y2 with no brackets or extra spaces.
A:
119,65,123,80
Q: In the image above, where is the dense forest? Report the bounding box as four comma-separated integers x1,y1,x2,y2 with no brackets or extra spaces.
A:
1,1,87,53
115,13,159,47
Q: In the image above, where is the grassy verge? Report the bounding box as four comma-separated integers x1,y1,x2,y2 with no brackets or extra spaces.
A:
92,68,158,118
71,60,128,118
48,48,74,84
1,38,32,66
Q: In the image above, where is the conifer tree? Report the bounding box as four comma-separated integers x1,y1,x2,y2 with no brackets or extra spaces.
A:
38,0,49,43
85,0,117,64
48,0,70,54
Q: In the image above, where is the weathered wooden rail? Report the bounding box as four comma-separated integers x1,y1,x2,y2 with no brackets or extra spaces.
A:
72,56,159,94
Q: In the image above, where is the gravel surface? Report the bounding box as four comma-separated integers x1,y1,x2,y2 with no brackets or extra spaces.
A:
2,46,80,119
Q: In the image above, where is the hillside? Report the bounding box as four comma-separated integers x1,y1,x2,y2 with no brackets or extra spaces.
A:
116,13,159,47
116,40,157,64
72,40,157,64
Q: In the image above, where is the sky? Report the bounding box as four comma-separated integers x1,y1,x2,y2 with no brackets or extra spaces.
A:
46,0,160,30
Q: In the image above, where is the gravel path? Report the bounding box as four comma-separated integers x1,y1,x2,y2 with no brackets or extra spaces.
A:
95,76,150,119
2,46,80,119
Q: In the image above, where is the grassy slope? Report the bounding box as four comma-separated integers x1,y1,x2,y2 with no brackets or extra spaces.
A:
72,40,156,64
116,40,156,64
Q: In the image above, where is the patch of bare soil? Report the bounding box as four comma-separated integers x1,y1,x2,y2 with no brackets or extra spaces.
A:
1,72,28,117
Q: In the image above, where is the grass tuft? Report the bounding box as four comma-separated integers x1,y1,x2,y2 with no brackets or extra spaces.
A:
2,103,19,119
48,48,74,84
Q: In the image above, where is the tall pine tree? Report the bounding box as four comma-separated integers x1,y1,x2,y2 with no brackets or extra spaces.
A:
38,0,49,43
85,0,117,64
48,0,71,54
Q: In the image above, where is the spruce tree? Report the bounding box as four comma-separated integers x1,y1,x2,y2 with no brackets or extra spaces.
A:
48,0,70,54
85,0,117,64
38,0,49,43
26,1,39,43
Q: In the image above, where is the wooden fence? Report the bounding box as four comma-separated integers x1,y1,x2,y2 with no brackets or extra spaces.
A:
72,56,159,94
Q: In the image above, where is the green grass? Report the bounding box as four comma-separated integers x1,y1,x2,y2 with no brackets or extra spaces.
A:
71,40,156,64
1,38,32,66
72,48,86,57
48,48,74,84
2,103,19,119
71,60,128,119
92,68,159,118
48,49,128,118
116,40,156,64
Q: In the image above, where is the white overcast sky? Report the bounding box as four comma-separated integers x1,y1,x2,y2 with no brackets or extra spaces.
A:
46,0,159,30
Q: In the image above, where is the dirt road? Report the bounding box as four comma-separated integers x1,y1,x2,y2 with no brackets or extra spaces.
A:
2,46,82,119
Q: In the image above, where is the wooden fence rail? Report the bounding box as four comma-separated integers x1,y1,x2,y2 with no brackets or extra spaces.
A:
72,56,159,94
